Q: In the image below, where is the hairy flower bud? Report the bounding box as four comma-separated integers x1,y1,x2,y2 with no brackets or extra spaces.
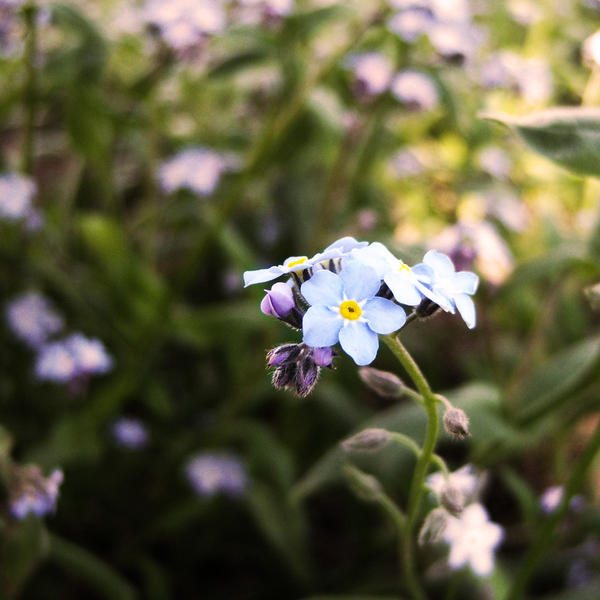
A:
272,363,296,389
344,465,383,502
260,282,295,318
358,367,405,397
418,507,449,546
443,408,470,439
342,428,392,452
296,355,319,397
266,343,301,367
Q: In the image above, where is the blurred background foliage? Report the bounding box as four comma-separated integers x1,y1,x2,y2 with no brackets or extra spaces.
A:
2,0,600,598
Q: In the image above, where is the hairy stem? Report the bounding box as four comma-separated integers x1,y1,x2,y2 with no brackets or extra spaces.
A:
383,334,440,600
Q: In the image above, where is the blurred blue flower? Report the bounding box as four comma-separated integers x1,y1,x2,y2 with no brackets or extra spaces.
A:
158,148,233,196
5,292,63,348
111,418,149,450
388,7,433,43
185,452,248,498
348,52,394,97
301,261,406,365
10,466,63,520
391,71,439,110
142,0,226,53
65,333,113,376
413,250,479,328
0,172,38,222
243,236,367,287
34,341,78,382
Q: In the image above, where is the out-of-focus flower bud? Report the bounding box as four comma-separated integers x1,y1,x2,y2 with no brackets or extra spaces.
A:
443,407,470,439
440,484,466,516
418,507,449,546
311,346,334,368
358,367,405,397
260,282,295,318
342,428,392,452
344,464,383,502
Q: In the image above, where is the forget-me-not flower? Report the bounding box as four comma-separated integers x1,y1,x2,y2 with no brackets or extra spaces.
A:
443,503,503,576
10,466,64,520
5,292,63,348
243,236,367,287
34,341,78,382
427,464,479,502
391,70,439,110
0,173,37,222
413,250,479,328
185,452,248,498
301,261,406,366
111,418,149,450
65,333,113,376
351,242,437,306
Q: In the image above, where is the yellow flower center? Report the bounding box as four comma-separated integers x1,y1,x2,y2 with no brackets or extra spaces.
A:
339,300,362,320
398,262,411,273
287,257,308,269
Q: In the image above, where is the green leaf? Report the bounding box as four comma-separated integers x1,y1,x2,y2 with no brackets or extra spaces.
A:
511,336,600,424
48,534,136,600
208,50,270,78
481,107,600,178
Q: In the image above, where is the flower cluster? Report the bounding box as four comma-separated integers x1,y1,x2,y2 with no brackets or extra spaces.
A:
6,292,113,386
422,465,503,577
244,237,478,394
9,465,64,520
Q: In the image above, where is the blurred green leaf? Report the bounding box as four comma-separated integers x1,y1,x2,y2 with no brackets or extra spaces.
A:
500,467,539,524
48,534,136,600
482,107,600,178
247,482,311,580
511,336,600,424
208,50,271,78
283,6,349,43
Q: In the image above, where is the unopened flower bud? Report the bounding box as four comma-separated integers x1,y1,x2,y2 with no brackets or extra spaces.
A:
418,507,449,546
342,428,392,452
295,356,319,397
358,367,405,397
267,343,301,367
272,363,296,389
343,464,383,502
440,484,466,516
311,346,334,368
416,298,440,318
443,407,470,439
260,282,295,318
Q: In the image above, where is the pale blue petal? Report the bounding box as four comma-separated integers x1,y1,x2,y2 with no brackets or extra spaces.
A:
339,261,381,301
454,293,476,328
384,272,423,305
452,271,479,295
301,270,343,306
323,236,368,253
350,242,398,278
423,250,455,277
338,321,379,365
302,305,343,346
362,297,406,333
410,262,434,285
243,266,285,287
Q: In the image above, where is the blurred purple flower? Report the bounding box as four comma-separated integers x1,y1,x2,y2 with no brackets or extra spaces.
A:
6,292,63,348
348,52,394,98
185,452,248,498
111,418,149,450
10,466,64,520
65,333,113,376
0,172,37,222
391,71,439,110
34,341,78,382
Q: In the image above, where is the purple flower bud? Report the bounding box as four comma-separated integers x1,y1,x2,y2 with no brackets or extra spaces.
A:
311,346,334,367
295,356,319,397
260,282,295,318
266,343,301,367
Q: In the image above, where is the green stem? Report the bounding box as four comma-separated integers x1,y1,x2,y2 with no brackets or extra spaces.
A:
390,433,448,476
21,2,38,175
505,417,600,600
383,334,440,600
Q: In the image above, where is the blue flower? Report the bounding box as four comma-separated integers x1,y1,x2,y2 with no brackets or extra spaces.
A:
111,417,149,450
301,261,406,365
5,292,63,348
413,250,479,328
184,452,248,498
351,242,436,306
243,236,367,287
34,341,78,383
10,466,63,520
65,333,113,376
